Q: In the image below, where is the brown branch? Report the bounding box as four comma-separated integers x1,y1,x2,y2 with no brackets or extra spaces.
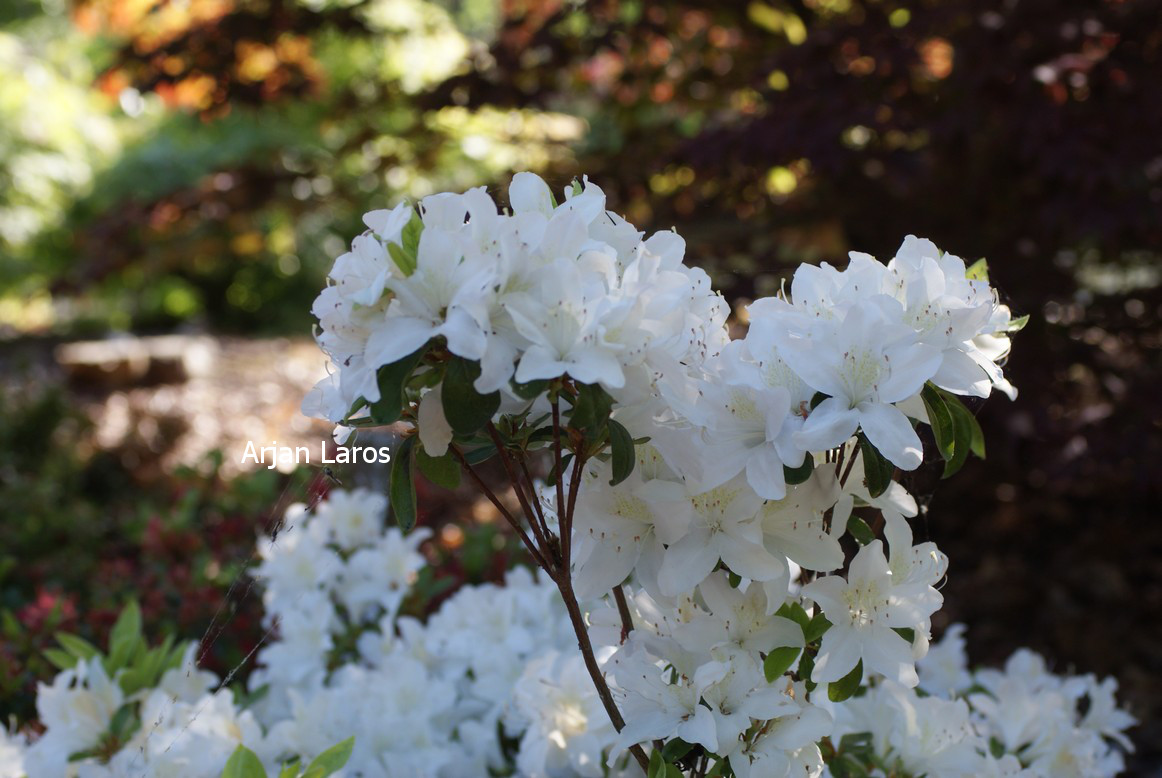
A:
612,585,634,644
550,397,568,550
518,456,552,541
558,577,651,772
486,423,558,566
451,446,550,571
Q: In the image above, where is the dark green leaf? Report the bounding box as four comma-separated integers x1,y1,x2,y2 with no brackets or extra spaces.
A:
941,398,975,479
783,457,813,486
416,447,460,490
803,612,833,644
857,434,893,498
110,703,139,740
828,659,863,702
661,738,694,763
371,347,427,425
303,736,355,778
775,601,811,633
389,437,418,532
442,357,501,436
764,646,801,682
221,744,267,778
568,383,613,433
810,391,828,410
846,515,875,546
727,571,742,588
545,452,573,487
920,382,955,462
939,389,987,460
462,445,497,466
799,651,816,692
664,764,684,778
608,419,636,486
892,627,915,644
510,378,549,400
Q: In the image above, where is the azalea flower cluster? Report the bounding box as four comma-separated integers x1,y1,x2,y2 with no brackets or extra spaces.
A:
818,625,1138,777
303,172,730,442
1,490,1134,778
290,172,1135,776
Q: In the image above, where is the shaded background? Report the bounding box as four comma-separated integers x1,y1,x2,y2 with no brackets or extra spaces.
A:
1,0,1159,770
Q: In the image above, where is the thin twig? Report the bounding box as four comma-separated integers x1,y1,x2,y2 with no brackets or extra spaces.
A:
612,585,634,644
563,452,585,567
551,397,568,551
486,423,558,566
451,446,550,571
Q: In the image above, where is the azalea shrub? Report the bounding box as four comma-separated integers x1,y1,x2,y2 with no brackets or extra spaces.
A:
2,173,1136,777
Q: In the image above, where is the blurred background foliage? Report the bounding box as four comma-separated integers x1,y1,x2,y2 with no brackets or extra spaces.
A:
1,0,1160,766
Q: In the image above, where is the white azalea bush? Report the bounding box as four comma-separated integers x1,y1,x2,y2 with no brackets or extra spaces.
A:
3,173,1135,777
3,489,1133,778
292,172,1132,776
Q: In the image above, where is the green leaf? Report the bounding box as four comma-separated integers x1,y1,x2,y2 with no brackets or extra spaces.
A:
941,397,976,479
783,457,813,486
809,391,828,410
939,389,987,460
775,601,811,633
828,659,863,702
221,744,267,778
727,571,742,588
846,515,875,546
568,383,613,434
648,749,665,778
510,378,549,400
416,447,460,490
1007,313,1029,332
461,445,497,466
109,601,142,658
389,437,418,532
401,207,423,257
798,651,817,692
664,764,684,778
386,242,416,277
607,419,636,486
764,646,801,682
55,632,101,662
892,627,915,644
965,257,989,281
802,612,833,644
920,382,955,462
278,760,301,778
661,738,694,763
302,736,355,778
110,703,139,740
370,347,427,425
442,357,501,436
44,647,78,671
570,178,584,197
857,434,893,498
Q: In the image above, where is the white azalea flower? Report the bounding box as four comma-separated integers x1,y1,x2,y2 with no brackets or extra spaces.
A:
653,475,783,597
801,538,941,687
775,298,941,470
